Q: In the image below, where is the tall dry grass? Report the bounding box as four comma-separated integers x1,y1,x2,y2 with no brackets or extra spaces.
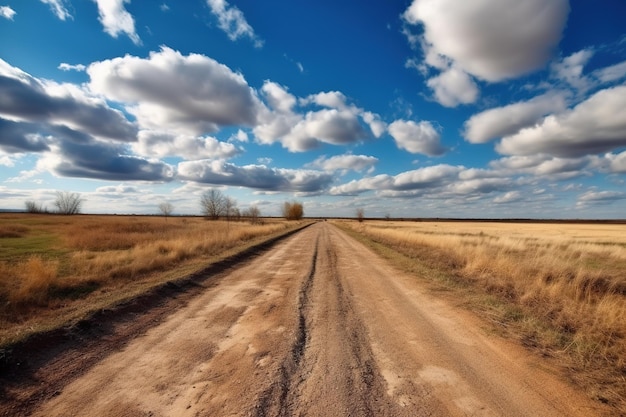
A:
339,220,626,410
0,215,291,315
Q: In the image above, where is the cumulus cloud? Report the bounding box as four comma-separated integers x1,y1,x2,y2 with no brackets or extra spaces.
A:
0,59,137,141
262,81,297,114
403,0,569,82
178,160,333,192
497,86,626,157
605,151,626,173
426,66,479,107
576,190,626,208
485,154,601,181
302,91,348,109
307,154,378,173
280,109,368,151
593,60,626,84
206,0,262,47
255,82,385,152
493,191,523,204
330,164,462,196
93,0,141,45
95,184,140,194
388,120,446,156
58,63,86,72
0,6,16,20
133,131,242,160
464,92,568,143
38,139,175,181
40,0,71,20
550,49,594,92
88,47,263,135
0,118,51,153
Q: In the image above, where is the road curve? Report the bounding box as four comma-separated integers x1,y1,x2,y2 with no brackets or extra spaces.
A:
18,223,604,416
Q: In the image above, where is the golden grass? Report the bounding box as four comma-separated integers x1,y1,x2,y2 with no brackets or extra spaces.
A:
0,214,302,346
336,219,626,412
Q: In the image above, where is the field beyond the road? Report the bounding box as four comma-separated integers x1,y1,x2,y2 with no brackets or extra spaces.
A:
336,219,626,412
0,213,302,347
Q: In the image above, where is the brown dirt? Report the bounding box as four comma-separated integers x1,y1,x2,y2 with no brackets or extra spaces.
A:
0,222,610,416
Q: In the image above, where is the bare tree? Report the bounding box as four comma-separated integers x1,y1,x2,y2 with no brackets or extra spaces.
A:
54,191,83,215
200,189,226,220
224,197,238,221
25,200,46,213
243,205,261,224
356,208,365,223
282,201,304,220
158,202,174,220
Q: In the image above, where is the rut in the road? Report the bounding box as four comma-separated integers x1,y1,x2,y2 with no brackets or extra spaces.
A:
254,234,318,417
256,226,400,417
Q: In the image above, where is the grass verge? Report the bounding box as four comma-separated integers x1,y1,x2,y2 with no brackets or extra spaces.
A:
334,220,626,415
0,215,312,352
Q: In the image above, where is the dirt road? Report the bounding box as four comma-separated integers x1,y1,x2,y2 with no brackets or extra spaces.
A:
3,222,606,416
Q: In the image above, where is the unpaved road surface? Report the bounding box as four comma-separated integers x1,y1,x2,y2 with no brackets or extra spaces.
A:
1,223,606,416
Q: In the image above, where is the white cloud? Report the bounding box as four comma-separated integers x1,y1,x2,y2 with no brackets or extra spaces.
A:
493,191,523,204
88,47,264,135
388,120,446,156
133,131,242,160
255,82,386,152
497,86,626,157
550,49,594,92
464,92,568,143
426,66,479,107
178,160,333,192
93,0,141,45
593,60,626,84
302,91,348,109
0,59,137,142
95,184,139,194
280,109,368,151
576,190,626,208
403,0,569,82
361,112,386,138
58,63,86,72
206,0,262,47
261,81,297,114
0,5,16,20
308,154,378,173
0,153,15,166
330,164,462,196
605,151,626,173
40,0,71,20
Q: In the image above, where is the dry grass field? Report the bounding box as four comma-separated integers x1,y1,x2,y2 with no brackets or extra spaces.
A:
0,213,302,347
336,219,626,411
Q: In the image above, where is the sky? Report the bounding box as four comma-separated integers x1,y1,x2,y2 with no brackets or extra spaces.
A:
0,0,625,218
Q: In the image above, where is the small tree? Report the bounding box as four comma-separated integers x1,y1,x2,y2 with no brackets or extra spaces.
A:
356,208,365,223
25,200,46,213
200,189,226,220
243,205,261,224
158,202,174,220
224,197,238,221
54,191,83,215
283,201,304,220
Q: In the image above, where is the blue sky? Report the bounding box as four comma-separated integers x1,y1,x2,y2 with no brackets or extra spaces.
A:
0,0,625,218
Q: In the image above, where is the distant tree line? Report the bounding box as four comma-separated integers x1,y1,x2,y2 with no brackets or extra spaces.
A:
25,191,84,215
23,188,304,221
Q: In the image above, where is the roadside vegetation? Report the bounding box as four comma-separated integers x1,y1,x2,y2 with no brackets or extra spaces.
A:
0,213,306,347
336,219,626,412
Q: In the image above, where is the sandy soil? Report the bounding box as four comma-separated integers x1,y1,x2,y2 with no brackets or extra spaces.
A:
0,222,608,416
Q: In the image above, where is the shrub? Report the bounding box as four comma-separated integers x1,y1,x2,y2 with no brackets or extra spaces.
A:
282,201,304,220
